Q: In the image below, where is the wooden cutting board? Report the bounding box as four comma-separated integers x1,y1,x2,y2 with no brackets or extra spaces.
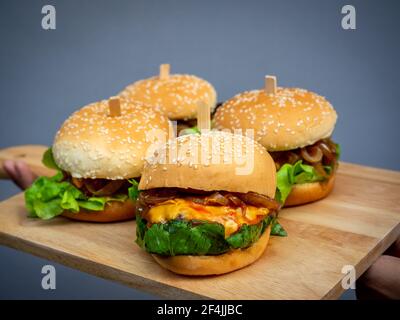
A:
0,162,399,299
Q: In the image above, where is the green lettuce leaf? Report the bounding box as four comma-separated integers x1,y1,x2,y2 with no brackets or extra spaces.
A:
128,179,139,200
276,164,295,205
335,143,341,159
138,217,229,256
144,223,172,255
276,160,327,204
136,215,272,256
61,189,80,213
179,126,201,136
25,172,129,220
270,218,288,237
77,195,127,211
323,165,333,176
275,143,341,204
31,198,62,220
226,220,266,249
77,197,105,211
42,147,61,170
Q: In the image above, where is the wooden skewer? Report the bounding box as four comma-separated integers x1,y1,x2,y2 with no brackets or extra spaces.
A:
197,101,211,133
159,64,170,80
168,121,176,140
265,75,277,95
108,96,121,117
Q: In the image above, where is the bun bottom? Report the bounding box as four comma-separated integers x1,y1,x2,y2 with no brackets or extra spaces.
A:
152,225,271,276
284,173,336,207
62,199,136,222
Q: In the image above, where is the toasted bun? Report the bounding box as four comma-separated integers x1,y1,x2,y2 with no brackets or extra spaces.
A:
62,199,136,222
284,173,336,207
139,131,277,198
153,225,271,275
213,88,337,151
52,99,171,180
120,74,217,120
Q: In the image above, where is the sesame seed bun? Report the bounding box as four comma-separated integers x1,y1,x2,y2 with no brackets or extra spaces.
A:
284,172,336,207
62,199,136,222
52,99,171,180
213,88,337,151
139,131,277,198
152,225,271,276
120,74,217,121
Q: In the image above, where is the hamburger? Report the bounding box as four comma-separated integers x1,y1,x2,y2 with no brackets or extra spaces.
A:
136,131,280,275
119,64,217,135
25,98,171,222
213,77,339,206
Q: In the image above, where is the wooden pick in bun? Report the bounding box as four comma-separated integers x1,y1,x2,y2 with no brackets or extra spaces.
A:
213,75,340,206
136,131,279,275
119,64,217,133
24,97,171,222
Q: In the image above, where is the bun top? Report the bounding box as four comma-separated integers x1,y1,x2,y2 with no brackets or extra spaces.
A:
120,74,217,121
139,131,276,198
213,88,337,151
53,98,171,180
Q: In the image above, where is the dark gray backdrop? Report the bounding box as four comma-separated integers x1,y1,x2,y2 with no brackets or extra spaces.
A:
0,0,399,299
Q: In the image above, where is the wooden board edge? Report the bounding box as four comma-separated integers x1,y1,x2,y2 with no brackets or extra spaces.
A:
321,222,400,300
0,231,211,300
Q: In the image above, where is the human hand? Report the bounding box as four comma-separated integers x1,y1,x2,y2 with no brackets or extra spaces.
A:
2,160,37,190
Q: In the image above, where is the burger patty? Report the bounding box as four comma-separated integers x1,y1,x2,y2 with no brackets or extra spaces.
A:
270,138,339,175
62,173,137,197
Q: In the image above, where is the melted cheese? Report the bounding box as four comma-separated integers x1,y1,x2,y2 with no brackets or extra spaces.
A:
144,199,270,237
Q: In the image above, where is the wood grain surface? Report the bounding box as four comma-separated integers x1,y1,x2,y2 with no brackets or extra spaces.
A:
0,162,399,299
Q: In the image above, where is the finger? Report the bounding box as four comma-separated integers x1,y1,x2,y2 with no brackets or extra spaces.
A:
3,160,26,190
357,255,400,299
393,238,400,258
3,160,19,181
387,238,400,259
15,160,37,189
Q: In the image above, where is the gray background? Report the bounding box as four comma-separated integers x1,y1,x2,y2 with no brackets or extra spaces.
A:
0,0,399,299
